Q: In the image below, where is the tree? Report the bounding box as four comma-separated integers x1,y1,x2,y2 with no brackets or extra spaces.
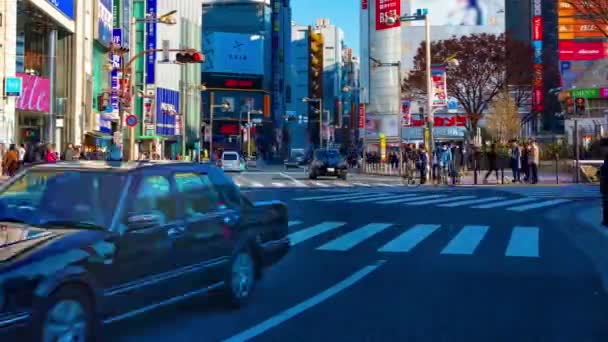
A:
403,33,533,131
485,91,521,143
565,0,608,38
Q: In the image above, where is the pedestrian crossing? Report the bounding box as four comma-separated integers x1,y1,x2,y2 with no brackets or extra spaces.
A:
287,221,541,258
291,190,572,212
498,185,600,199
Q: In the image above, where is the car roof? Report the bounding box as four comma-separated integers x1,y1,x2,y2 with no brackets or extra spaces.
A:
27,160,216,174
222,151,239,155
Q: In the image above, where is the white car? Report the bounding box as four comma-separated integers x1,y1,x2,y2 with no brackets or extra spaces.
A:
221,151,244,172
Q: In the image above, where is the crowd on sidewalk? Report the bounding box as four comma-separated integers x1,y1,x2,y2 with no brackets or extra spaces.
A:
360,139,542,185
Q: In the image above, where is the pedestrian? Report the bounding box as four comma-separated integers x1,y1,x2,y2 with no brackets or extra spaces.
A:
45,144,57,163
484,143,499,184
418,145,428,184
63,143,77,161
530,139,540,184
510,140,521,183
2,144,19,177
521,142,530,183
17,143,26,170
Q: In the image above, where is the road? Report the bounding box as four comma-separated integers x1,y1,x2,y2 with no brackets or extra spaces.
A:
103,175,608,341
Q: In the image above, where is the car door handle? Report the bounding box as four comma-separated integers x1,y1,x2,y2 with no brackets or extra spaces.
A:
167,226,186,237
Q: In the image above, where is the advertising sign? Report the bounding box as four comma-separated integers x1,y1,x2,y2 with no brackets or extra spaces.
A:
121,0,131,48
365,114,399,138
358,104,365,129
572,88,600,98
362,0,368,10
401,99,411,126
46,0,74,20
375,0,400,31
110,29,122,115
202,32,264,75
5,77,22,97
156,88,179,136
532,41,543,64
407,115,466,127
559,41,608,60
145,0,157,85
15,73,50,113
533,16,543,40
407,0,504,26
96,0,113,47
431,66,448,107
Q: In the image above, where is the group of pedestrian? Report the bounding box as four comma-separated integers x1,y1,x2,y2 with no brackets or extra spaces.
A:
0,143,61,177
508,139,540,184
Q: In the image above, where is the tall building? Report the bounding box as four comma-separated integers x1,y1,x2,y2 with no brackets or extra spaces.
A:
201,0,291,159
286,23,311,148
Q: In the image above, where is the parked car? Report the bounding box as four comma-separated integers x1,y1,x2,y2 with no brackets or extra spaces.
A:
308,149,348,180
0,161,289,341
284,148,307,170
221,151,245,172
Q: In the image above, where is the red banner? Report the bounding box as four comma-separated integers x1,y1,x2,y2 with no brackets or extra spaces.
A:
375,0,400,30
409,115,466,127
358,104,365,129
533,16,543,40
362,0,368,9
559,41,608,60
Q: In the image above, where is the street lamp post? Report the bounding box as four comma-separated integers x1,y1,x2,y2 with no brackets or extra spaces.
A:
343,85,366,169
302,97,323,149
247,109,263,159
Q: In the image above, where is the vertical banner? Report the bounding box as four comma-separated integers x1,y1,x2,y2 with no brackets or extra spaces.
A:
532,0,543,111
145,0,157,85
401,99,411,126
97,0,113,47
111,28,122,115
379,133,387,162
431,66,448,107
375,0,401,30
358,104,366,129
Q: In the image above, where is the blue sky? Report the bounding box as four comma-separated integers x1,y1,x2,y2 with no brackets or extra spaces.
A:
291,0,360,55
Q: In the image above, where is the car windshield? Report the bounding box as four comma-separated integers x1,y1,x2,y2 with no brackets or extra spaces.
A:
314,149,340,160
223,154,238,161
0,170,126,229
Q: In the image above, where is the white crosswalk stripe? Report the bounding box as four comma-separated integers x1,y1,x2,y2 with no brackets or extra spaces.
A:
287,220,541,258
406,195,476,206
438,196,505,207
313,181,330,188
470,197,536,209
378,194,444,204
272,182,285,187
352,182,371,187
506,199,571,212
349,193,418,203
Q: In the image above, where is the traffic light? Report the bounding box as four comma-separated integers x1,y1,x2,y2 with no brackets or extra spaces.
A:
308,28,323,100
176,51,204,64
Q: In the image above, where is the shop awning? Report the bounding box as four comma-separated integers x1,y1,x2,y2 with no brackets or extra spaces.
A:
85,131,113,139
137,135,169,140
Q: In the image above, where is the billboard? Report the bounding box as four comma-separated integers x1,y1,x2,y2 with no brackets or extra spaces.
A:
559,41,608,60
531,0,543,112
202,32,264,75
145,0,156,85
558,0,608,39
375,0,400,30
406,0,504,26
96,0,113,47
431,66,447,107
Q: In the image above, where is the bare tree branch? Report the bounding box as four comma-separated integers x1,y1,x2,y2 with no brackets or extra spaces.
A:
564,0,608,38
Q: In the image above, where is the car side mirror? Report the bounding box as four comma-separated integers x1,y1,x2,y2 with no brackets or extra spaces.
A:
127,213,162,231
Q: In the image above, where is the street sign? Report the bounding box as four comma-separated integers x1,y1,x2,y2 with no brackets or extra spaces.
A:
126,114,138,127
5,77,22,96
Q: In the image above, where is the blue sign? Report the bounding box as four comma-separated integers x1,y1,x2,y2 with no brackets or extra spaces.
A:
126,115,138,127
46,0,74,20
97,0,113,46
121,0,131,48
111,29,122,114
532,40,543,64
156,88,180,136
145,0,157,85
5,77,22,97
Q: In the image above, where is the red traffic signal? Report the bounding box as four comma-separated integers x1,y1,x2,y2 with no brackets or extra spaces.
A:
176,51,204,64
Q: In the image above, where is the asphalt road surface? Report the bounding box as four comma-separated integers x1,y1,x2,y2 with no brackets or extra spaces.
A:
103,186,608,341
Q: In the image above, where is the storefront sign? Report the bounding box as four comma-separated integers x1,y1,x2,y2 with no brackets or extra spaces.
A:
15,73,50,113
431,66,448,107
401,99,411,126
571,88,601,98
533,41,543,64
96,0,113,47
375,0,400,31
358,104,365,129
156,88,179,136
533,16,543,40
533,0,542,16
5,77,23,97
408,115,466,127
362,0,368,10
110,29,122,115
46,0,74,20
121,0,131,48
559,41,608,60
145,0,157,85
112,0,120,28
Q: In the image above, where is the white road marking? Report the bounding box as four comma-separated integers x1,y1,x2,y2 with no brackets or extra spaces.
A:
317,193,378,202
223,261,385,342
441,225,489,255
288,222,346,245
378,194,443,204
251,182,264,188
470,197,536,209
333,181,351,187
376,183,393,187
506,199,571,212
348,194,417,203
438,196,505,207
405,196,476,206
271,182,285,187
505,226,539,258
293,192,368,201
378,224,440,253
353,182,371,187
313,181,329,187
317,223,393,251
280,172,307,187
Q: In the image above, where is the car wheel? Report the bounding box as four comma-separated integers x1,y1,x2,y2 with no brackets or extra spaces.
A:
223,247,257,308
32,286,95,342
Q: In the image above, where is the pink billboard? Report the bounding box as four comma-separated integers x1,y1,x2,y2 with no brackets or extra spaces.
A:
15,73,50,113
559,41,608,61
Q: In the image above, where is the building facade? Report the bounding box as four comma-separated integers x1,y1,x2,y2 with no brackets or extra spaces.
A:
201,0,290,159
